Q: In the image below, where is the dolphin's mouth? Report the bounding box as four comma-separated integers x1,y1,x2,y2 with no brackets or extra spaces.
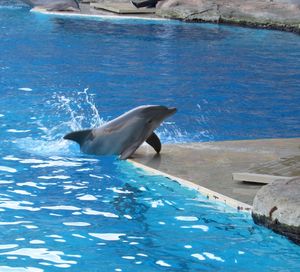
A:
167,107,177,116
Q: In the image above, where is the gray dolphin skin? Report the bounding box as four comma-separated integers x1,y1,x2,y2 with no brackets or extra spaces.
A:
21,0,80,11
64,105,177,160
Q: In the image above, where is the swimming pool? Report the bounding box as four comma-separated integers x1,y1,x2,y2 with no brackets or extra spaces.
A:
0,1,300,271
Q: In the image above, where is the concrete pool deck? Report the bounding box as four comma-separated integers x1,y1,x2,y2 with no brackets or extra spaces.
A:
31,3,166,21
129,138,300,211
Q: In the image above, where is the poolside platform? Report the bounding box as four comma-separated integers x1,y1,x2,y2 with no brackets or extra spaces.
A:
130,138,300,210
233,155,300,184
91,2,156,14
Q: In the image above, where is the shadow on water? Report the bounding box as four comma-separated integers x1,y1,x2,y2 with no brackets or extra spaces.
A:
51,16,230,42
112,183,150,223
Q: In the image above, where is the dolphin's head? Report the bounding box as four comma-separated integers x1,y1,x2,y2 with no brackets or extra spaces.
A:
137,105,177,131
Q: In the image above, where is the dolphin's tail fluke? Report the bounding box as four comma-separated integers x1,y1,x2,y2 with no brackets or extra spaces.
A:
63,129,93,147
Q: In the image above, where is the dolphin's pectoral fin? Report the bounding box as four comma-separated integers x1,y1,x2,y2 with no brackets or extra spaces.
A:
63,129,93,147
120,145,139,160
146,132,161,153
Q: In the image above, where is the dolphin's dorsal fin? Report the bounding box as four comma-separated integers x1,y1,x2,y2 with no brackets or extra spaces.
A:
63,129,93,147
146,132,161,153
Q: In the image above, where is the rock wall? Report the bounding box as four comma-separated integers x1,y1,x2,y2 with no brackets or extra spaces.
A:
156,0,300,33
252,178,300,245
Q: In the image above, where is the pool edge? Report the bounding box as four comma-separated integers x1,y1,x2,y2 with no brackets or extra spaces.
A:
128,159,253,213
30,7,170,22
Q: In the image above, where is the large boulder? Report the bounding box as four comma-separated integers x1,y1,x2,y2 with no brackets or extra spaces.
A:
156,0,300,32
20,0,80,11
252,178,300,244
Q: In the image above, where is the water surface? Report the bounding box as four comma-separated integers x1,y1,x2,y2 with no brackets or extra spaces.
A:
0,1,300,271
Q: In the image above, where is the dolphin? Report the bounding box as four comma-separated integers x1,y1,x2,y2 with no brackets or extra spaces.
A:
21,0,80,11
63,105,177,160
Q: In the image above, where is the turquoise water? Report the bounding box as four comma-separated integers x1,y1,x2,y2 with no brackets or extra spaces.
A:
0,1,300,271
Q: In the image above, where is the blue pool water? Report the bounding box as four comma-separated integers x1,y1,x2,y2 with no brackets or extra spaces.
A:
0,1,300,271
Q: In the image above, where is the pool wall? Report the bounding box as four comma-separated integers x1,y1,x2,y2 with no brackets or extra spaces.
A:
129,159,253,212
130,138,300,211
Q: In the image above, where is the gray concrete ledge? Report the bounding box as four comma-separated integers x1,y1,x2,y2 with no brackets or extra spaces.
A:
130,138,300,208
31,5,166,21
129,159,253,212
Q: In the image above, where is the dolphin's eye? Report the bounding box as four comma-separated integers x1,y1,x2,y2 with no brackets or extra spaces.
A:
148,120,152,124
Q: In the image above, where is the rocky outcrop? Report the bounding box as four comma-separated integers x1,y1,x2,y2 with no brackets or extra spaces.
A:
156,0,300,33
252,177,300,245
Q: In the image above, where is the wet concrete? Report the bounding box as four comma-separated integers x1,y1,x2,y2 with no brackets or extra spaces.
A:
79,2,161,19
131,138,300,206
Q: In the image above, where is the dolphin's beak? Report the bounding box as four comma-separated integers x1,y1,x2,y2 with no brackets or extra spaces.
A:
167,107,177,116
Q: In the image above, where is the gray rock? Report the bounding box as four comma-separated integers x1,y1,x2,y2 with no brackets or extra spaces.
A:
252,177,300,244
156,0,300,33
21,0,80,11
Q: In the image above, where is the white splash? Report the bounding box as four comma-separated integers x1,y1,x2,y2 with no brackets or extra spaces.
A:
18,87,32,92
122,256,135,260
30,159,82,168
203,252,225,262
89,233,125,241
107,187,133,194
151,200,164,208
7,129,30,133
41,205,80,211
23,225,38,229
0,244,19,250
191,253,206,261
83,208,118,218
10,190,34,196
64,185,87,190
47,235,62,239
181,225,209,232
89,174,104,179
137,253,148,257
19,159,44,164
175,216,198,221
63,222,90,227
0,180,13,184
156,260,171,267
72,234,86,239
77,195,98,201
16,182,46,190
30,240,45,245
38,175,70,180
0,267,43,272
0,166,17,173
16,138,71,157
0,248,77,265
0,201,40,211
2,155,21,161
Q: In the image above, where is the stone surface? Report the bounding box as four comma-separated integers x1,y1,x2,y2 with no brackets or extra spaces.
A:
156,0,300,32
233,155,300,184
21,0,80,11
252,178,300,244
132,138,300,206
82,0,300,31
92,2,156,13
